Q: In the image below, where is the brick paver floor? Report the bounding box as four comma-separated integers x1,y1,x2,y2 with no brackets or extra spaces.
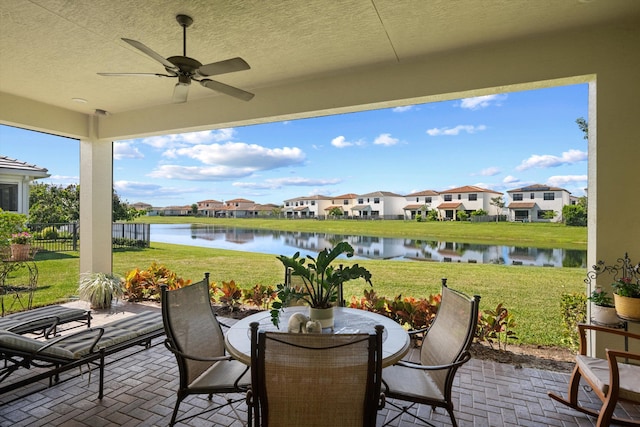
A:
1,302,639,426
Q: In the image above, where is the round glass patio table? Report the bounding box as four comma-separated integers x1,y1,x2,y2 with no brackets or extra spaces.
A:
225,306,410,367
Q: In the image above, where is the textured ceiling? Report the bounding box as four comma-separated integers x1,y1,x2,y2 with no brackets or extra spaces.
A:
1,0,639,116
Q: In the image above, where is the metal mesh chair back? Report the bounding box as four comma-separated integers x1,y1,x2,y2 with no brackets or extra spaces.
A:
420,284,479,395
250,322,383,427
162,274,225,385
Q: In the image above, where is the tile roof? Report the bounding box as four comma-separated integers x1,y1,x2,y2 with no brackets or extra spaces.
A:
359,191,404,197
507,184,568,193
439,185,501,194
404,189,439,197
437,202,463,209
508,202,536,209
0,156,49,177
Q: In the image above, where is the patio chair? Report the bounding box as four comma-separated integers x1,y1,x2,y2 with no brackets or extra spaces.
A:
247,321,385,427
548,323,640,427
381,283,480,427
161,273,251,426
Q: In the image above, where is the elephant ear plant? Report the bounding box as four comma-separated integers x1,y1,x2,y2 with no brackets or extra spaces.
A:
270,241,373,327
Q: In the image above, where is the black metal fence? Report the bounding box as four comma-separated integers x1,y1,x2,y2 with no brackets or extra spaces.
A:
27,222,150,253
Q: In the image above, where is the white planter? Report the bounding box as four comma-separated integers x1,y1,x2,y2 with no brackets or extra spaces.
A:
591,304,620,325
309,306,334,330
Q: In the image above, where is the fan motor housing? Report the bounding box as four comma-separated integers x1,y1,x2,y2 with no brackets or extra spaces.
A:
167,56,202,74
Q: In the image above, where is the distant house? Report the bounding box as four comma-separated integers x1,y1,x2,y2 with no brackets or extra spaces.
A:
437,185,503,220
197,199,224,217
351,191,405,219
0,156,50,214
161,205,191,216
506,184,573,222
130,202,152,211
403,190,440,219
283,195,331,218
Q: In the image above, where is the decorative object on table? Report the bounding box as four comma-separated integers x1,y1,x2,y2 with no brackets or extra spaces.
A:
78,272,125,309
588,252,640,321
588,288,619,325
9,231,33,261
270,241,373,328
287,312,310,333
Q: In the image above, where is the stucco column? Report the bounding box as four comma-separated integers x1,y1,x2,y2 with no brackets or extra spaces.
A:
79,115,113,274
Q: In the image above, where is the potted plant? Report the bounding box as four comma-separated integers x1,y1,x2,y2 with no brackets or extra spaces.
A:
10,231,33,261
588,287,619,325
78,272,125,309
592,253,640,321
270,241,372,328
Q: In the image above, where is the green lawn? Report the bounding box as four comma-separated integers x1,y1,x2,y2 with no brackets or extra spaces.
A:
10,236,586,348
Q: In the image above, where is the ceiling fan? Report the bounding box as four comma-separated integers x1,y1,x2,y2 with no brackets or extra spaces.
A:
98,14,254,103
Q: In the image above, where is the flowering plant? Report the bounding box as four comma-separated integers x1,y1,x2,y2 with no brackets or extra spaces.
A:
588,287,614,307
612,276,640,298
10,231,32,245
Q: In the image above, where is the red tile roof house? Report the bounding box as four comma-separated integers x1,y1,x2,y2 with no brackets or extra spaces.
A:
436,185,503,220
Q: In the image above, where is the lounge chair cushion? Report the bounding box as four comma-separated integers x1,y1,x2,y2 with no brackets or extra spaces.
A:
576,354,640,401
105,311,161,335
0,305,90,334
0,330,75,359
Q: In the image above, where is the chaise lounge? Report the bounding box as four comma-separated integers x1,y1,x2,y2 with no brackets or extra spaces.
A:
0,304,91,338
0,310,163,402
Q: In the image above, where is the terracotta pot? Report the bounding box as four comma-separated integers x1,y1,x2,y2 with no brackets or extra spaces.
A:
591,304,620,325
10,244,31,261
613,294,640,321
309,306,334,330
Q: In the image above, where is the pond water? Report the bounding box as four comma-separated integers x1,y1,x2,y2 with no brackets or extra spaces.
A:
150,224,586,268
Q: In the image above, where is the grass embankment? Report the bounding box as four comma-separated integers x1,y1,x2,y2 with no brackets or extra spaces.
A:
17,237,585,348
134,217,587,249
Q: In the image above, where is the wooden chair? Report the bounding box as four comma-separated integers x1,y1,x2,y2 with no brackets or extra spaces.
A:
247,321,385,426
549,323,640,427
381,283,480,427
161,274,250,426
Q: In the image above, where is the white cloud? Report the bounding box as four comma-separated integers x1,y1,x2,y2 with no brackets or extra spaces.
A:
132,128,236,149
331,136,352,148
516,149,588,171
113,142,143,160
478,167,500,177
114,180,201,200
147,164,255,181
233,177,342,190
168,142,305,170
373,133,399,146
458,94,506,110
45,174,79,186
392,106,414,113
426,125,487,136
503,175,520,184
546,175,588,187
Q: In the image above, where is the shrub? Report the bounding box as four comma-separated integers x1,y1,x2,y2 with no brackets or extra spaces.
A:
243,284,277,310
476,303,518,351
218,280,243,311
124,262,191,301
559,292,587,351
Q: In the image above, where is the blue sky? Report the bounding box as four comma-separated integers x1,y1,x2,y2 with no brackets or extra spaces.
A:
1,84,588,207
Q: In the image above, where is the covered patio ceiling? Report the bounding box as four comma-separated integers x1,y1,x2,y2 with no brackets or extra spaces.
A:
1,0,639,140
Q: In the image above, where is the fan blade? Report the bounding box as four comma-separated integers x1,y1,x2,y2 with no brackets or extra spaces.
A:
172,77,190,103
122,38,178,71
198,57,250,77
98,72,174,77
200,79,254,101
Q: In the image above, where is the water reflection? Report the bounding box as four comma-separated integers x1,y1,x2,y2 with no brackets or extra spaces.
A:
151,224,586,268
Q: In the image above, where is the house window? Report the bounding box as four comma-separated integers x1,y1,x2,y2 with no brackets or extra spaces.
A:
468,194,477,201
416,197,419,202
373,198,380,204
513,194,523,201
343,200,349,205
444,195,452,201
425,196,432,203
537,210,553,219
544,192,555,200
358,198,363,204
530,193,535,199
0,183,18,211
457,194,461,200
311,201,315,206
